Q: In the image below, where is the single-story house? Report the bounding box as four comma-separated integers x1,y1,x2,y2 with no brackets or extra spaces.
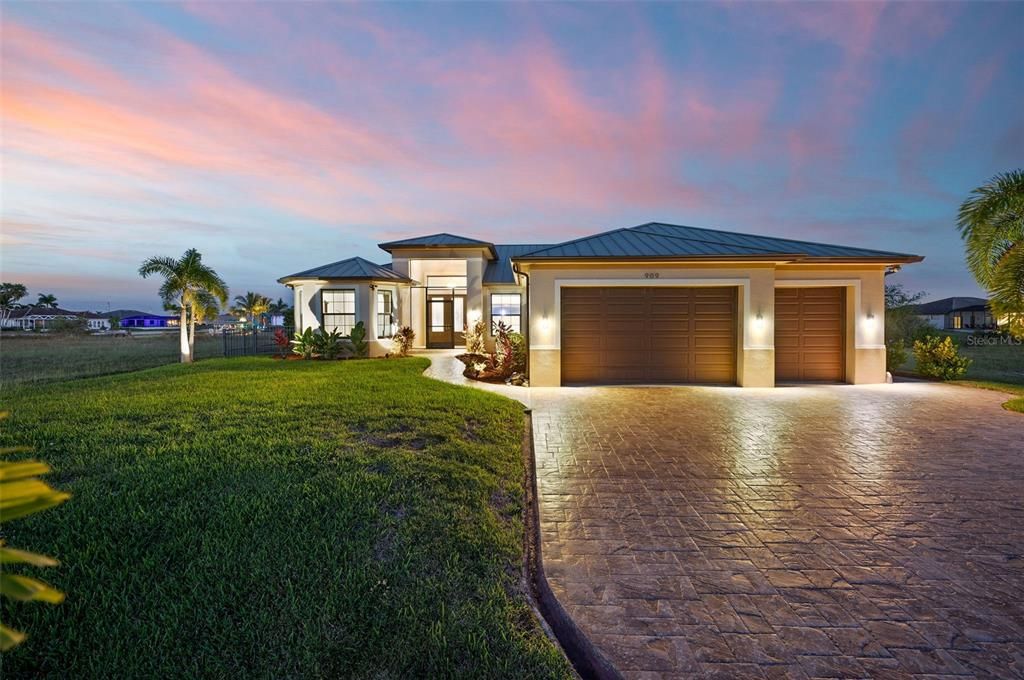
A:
911,297,996,331
279,222,922,387
119,313,179,328
1,307,110,331
2,306,97,330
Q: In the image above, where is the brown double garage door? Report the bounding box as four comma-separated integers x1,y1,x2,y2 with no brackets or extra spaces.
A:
560,286,845,385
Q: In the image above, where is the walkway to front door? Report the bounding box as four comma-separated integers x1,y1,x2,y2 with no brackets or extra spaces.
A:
426,294,466,348
531,382,1024,677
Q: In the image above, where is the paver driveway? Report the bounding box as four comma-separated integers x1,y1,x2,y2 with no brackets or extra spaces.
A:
531,382,1024,679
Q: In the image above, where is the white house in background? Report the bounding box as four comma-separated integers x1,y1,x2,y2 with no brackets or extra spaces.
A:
82,312,112,331
279,222,923,387
911,297,996,331
2,307,111,330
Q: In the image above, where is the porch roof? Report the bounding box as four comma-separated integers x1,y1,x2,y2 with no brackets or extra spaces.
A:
278,256,412,284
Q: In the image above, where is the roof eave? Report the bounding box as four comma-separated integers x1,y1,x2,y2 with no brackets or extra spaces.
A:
278,275,412,285
378,243,499,259
512,253,925,265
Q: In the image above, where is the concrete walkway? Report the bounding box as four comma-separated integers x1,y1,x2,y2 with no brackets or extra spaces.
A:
416,349,531,407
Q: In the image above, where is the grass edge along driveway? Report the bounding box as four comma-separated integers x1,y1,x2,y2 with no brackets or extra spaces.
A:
0,357,571,679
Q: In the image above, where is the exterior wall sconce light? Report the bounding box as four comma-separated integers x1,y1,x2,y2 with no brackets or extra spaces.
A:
752,311,766,332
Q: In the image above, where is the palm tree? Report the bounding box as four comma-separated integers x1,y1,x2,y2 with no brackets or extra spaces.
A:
166,290,222,353
139,249,229,363
958,169,1024,338
232,292,271,328
36,293,58,309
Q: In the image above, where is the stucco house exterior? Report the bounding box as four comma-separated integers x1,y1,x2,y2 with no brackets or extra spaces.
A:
279,222,922,387
911,296,996,331
2,306,110,331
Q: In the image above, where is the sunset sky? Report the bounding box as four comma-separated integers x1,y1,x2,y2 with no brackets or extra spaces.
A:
2,1,1022,312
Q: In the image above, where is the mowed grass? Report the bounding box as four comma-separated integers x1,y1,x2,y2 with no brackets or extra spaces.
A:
899,333,1024,412
0,332,223,388
0,358,570,679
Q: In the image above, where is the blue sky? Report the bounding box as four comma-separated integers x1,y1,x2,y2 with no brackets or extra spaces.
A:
2,1,1022,311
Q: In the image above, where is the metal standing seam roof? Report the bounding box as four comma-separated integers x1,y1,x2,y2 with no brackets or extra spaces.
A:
484,244,553,284
378,232,497,253
278,256,412,283
513,222,923,262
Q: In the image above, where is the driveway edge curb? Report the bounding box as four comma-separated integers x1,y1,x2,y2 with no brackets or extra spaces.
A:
521,409,623,680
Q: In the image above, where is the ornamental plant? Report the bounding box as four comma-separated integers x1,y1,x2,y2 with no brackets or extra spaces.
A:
290,328,316,359
913,335,972,380
1,412,71,650
465,318,487,354
391,326,415,357
348,322,369,358
272,328,290,358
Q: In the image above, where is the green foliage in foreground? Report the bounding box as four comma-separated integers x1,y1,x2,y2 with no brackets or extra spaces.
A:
913,336,972,380
0,359,570,678
0,413,71,651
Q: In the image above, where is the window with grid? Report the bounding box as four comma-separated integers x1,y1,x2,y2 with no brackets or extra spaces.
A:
321,289,356,334
376,290,394,338
490,293,521,333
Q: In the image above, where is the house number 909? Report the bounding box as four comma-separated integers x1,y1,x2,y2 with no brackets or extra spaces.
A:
643,272,660,279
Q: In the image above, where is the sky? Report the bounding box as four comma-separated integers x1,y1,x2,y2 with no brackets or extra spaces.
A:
2,1,1022,313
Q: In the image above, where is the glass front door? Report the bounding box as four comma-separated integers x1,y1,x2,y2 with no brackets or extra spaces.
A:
426,294,466,348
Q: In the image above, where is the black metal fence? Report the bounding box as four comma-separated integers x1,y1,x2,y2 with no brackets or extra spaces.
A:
221,326,294,357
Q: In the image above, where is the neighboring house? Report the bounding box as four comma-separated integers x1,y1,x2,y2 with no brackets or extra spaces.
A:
911,297,996,331
2,306,85,330
81,312,112,331
119,313,179,328
279,222,922,387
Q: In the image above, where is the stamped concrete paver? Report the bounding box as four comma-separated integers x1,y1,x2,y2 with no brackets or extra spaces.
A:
531,382,1024,678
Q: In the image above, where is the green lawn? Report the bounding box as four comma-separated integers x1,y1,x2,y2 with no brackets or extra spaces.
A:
899,333,1024,413
0,332,223,388
0,358,570,678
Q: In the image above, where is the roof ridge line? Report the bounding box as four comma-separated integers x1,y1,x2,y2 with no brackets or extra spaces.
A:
635,222,918,258
627,225,799,255
518,227,636,257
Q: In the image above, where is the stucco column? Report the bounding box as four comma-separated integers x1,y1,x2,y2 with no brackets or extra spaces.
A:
466,256,485,343
292,285,302,331
850,270,887,384
738,268,776,387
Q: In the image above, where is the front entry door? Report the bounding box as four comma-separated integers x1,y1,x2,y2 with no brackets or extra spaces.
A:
427,295,466,348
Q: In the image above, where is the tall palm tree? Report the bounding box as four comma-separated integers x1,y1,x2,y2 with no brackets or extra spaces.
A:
232,292,271,328
166,290,222,354
958,169,1024,338
139,249,229,363
36,293,58,309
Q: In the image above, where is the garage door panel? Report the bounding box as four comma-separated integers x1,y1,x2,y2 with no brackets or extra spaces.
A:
561,286,736,385
774,287,845,382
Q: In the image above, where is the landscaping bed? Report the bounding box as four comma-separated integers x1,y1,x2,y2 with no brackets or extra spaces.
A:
0,358,570,678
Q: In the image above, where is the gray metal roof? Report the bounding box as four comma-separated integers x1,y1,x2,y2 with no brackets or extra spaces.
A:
514,222,922,262
378,232,496,252
485,244,552,284
278,256,412,283
911,297,989,315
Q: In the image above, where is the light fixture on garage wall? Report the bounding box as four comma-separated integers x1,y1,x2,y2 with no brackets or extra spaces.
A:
752,311,766,333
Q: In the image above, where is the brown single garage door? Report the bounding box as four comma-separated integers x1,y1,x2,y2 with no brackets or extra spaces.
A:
775,287,845,382
560,286,737,384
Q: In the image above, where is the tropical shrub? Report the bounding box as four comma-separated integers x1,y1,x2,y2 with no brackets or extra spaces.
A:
465,318,486,354
272,328,290,358
886,339,909,370
348,322,369,358
314,328,346,360
0,412,70,650
391,326,415,357
913,335,971,380
507,331,527,374
290,328,316,359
